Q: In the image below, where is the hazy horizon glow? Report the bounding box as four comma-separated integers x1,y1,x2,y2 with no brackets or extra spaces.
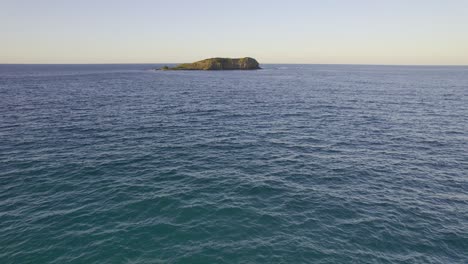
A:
1,0,468,65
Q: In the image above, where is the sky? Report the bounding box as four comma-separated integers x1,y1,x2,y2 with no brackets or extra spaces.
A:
1,0,468,65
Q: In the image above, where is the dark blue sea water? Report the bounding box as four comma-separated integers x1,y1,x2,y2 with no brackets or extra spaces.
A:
1,64,467,263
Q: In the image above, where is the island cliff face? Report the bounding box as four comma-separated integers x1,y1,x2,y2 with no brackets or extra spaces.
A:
162,57,260,70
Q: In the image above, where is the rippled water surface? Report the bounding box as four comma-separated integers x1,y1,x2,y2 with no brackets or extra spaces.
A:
1,64,467,263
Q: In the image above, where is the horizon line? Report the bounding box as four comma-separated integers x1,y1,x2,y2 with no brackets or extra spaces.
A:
1,62,467,67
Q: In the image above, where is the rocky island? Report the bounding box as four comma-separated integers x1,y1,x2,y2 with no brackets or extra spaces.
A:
159,57,260,71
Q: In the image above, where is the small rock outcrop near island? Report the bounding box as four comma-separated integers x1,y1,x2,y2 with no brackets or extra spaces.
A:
160,57,261,70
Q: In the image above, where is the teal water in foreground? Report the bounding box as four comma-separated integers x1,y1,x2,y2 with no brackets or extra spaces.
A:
1,64,467,263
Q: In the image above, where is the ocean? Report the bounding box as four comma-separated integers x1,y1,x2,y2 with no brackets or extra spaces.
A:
1,64,467,263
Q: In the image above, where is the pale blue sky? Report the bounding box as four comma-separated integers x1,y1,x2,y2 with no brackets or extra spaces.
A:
1,0,467,64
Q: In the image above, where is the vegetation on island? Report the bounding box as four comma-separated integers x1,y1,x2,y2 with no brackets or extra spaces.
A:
158,57,260,71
